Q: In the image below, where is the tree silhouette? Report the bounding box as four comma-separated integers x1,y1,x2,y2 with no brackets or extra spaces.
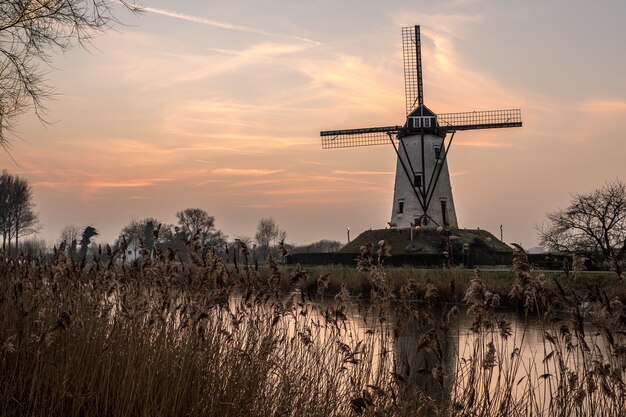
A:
58,224,80,254
78,226,98,259
116,217,176,259
539,180,626,276
176,208,214,242
0,170,39,256
255,217,286,261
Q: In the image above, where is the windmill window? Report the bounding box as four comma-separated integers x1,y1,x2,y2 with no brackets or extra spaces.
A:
434,146,442,162
423,117,431,128
411,117,421,128
398,200,404,214
413,173,422,188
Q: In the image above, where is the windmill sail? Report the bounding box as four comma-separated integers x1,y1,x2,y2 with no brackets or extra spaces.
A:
320,126,402,149
402,25,423,115
437,109,522,131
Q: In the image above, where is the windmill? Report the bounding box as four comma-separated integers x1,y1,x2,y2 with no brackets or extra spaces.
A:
320,26,522,229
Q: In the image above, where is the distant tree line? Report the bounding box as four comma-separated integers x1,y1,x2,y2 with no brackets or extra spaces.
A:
0,170,39,257
1,170,345,264
51,208,228,262
289,239,343,255
110,208,228,259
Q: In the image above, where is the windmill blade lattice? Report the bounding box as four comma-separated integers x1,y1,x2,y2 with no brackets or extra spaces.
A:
437,109,522,132
320,126,402,149
402,26,423,115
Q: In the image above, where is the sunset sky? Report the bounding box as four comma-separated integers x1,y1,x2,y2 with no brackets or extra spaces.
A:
2,0,626,248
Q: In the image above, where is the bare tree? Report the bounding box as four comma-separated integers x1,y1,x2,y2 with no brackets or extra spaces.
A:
0,171,13,252
538,180,626,273
0,0,140,145
255,217,285,261
176,208,215,242
117,217,161,258
0,170,39,256
58,224,80,253
175,208,227,248
20,236,49,257
13,178,39,252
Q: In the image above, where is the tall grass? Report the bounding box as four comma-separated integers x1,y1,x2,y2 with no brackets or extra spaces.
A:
273,264,620,306
1,239,625,416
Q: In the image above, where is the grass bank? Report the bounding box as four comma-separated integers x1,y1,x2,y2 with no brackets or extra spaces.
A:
265,264,619,307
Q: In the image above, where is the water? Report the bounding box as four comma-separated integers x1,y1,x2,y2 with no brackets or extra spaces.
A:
331,300,620,414
206,292,621,414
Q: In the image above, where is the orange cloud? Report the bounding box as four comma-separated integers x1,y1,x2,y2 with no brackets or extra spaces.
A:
297,54,402,119
211,168,285,176
32,181,64,189
86,179,169,188
455,140,518,149
333,170,394,176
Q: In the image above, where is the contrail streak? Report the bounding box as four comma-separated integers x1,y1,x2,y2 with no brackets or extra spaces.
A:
142,6,322,45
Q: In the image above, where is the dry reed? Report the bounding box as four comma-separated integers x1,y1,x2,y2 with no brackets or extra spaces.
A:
1,240,625,416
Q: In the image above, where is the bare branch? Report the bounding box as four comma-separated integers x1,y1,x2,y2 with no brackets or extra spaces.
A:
538,180,626,273
0,0,141,146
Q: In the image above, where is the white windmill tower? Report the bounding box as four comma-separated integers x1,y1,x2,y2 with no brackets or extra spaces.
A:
320,25,522,229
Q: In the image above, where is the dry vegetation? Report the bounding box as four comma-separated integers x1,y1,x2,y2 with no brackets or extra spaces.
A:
1,238,626,416
278,264,619,307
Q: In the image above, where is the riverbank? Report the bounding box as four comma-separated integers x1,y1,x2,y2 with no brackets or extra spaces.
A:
264,264,620,308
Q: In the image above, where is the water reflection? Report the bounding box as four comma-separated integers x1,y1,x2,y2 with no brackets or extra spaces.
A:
336,299,619,414
222,289,622,414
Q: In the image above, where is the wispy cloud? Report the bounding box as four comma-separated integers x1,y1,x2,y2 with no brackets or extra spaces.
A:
32,181,64,189
143,6,321,45
297,159,325,166
211,168,285,176
455,140,517,148
143,6,270,34
191,179,229,187
578,99,626,114
86,179,168,188
333,170,394,175
113,40,308,91
298,54,402,119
